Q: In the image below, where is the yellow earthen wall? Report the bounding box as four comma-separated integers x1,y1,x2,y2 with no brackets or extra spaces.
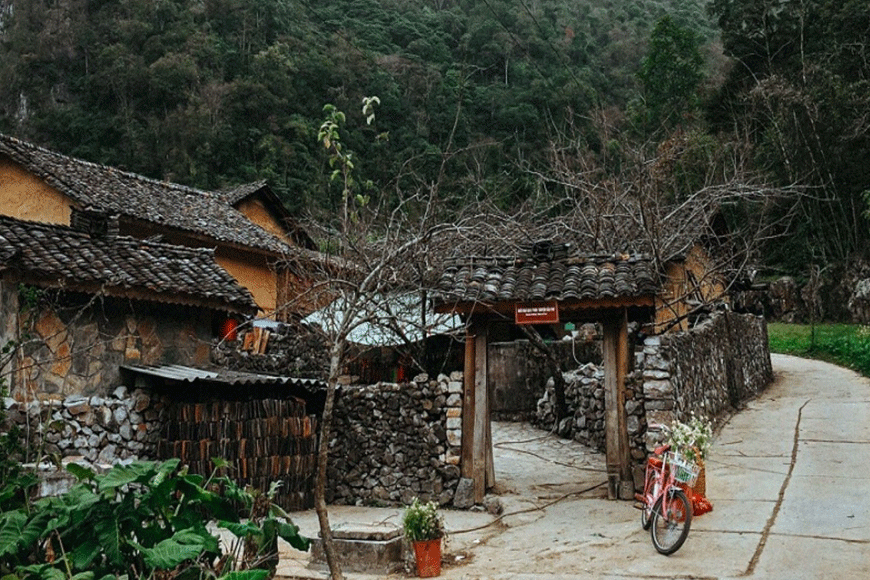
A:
655,245,727,333
215,249,277,315
0,159,73,224
235,197,290,243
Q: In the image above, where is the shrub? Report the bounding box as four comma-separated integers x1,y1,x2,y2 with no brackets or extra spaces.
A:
0,459,309,580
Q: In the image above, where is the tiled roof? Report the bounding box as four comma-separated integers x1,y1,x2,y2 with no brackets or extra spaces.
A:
216,180,268,205
215,179,318,251
0,215,257,314
433,250,659,305
0,134,290,254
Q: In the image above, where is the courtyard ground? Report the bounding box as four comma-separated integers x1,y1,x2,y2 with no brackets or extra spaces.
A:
276,354,870,579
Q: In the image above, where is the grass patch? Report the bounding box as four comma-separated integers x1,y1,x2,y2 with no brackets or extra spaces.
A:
768,322,870,376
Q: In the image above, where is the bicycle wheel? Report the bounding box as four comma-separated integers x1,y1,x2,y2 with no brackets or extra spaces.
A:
650,489,692,555
641,498,653,530
640,480,655,530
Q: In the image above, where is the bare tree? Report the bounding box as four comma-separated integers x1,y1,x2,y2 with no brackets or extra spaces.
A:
273,98,493,580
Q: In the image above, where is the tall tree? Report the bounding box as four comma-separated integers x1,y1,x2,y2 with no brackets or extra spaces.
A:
636,15,704,133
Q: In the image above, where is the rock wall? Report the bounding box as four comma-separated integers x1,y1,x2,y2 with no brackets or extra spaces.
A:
211,324,329,379
535,363,647,461
3,288,214,400
489,339,600,420
2,387,166,464
534,311,771,488
642,311,772,431
327,372,463,507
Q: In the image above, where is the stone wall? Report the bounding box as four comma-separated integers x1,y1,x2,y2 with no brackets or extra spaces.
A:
535,363,647,461
489,339,600,420
327,372,463,507
3,287,214,400
2,387,166,464
211,324,329,380
534,311,771,487
642,311,773,430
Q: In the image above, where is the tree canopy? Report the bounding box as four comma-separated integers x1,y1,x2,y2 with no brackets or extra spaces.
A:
1,0,868,281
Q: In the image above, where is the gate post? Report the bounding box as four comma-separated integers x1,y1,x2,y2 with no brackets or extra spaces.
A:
603,309,633,499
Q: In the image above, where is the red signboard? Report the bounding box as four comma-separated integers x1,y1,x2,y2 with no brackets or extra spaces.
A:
515,301,560,325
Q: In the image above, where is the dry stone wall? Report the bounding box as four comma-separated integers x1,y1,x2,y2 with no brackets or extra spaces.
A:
2,387,167,464
535,363,647,460
327,372,463,507
211,324,328,380
641,311,773,432
489,338,600,420
535,311,772,485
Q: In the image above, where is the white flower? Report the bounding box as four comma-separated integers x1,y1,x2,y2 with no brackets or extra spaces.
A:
668,413,713,462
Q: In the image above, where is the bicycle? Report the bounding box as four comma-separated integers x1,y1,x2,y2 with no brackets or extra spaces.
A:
635,441,698,555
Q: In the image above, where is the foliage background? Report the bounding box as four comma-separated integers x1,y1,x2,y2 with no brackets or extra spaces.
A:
1,0,868,284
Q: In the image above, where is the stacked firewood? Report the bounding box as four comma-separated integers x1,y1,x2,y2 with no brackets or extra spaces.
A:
158,398,318,510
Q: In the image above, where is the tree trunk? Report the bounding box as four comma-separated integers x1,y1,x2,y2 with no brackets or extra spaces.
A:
519,326,569,423
314,348,344,580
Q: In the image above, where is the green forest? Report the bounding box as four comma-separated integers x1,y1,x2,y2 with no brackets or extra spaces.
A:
1,0,868,279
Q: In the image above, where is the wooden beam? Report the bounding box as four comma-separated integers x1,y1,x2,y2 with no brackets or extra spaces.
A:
461,323,476,478
473,323,489,503
603,318,620,499
434,295,655,316
603,311,632,499
616,308,633,494
485,386,495,489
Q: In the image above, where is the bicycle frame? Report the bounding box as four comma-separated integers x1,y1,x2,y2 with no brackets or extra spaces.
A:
636,443,677,521
635,443,692,554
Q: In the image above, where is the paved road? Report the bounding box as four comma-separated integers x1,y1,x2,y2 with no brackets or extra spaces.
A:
278,354,870,579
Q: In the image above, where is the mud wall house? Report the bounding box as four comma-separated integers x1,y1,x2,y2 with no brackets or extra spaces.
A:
0,133,317,317
655,244,729,333
0,214,257,401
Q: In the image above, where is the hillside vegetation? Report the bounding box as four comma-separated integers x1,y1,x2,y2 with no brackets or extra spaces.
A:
0,0,717,208
1,0,869,284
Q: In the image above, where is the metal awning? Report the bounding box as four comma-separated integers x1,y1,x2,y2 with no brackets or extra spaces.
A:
120,364,325,390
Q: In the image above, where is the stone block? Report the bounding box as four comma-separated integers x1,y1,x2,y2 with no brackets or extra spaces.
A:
643,380,673,398
453,477,475,508
644,399,674,411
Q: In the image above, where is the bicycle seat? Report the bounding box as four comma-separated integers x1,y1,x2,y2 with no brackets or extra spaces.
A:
654,443,671,455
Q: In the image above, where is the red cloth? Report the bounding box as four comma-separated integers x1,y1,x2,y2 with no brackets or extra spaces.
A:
678,483,713,516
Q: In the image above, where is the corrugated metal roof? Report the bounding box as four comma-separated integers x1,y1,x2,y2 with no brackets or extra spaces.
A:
120,364,325,390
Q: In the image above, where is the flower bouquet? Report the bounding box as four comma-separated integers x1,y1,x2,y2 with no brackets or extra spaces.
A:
668,413,713,515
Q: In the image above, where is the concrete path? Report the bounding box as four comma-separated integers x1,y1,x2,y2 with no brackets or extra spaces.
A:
277,354,870,579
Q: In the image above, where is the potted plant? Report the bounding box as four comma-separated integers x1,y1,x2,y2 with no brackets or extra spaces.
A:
402,498,445,578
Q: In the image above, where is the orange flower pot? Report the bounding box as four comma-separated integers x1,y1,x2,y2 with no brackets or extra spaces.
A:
412,538,442,577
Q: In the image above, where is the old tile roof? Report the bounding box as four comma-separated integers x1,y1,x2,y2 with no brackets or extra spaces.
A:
216,180,268,206
0,215,257,314
0,134,290,254
433,249,659,306
216,180,318,251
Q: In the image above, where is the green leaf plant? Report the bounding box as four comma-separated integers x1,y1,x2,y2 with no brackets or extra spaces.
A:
0,458,309,580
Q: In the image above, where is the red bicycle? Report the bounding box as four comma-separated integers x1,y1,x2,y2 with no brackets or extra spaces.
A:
635,441,698,555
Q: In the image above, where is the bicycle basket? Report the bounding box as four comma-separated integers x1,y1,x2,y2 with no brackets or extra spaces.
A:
669,452,700,486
